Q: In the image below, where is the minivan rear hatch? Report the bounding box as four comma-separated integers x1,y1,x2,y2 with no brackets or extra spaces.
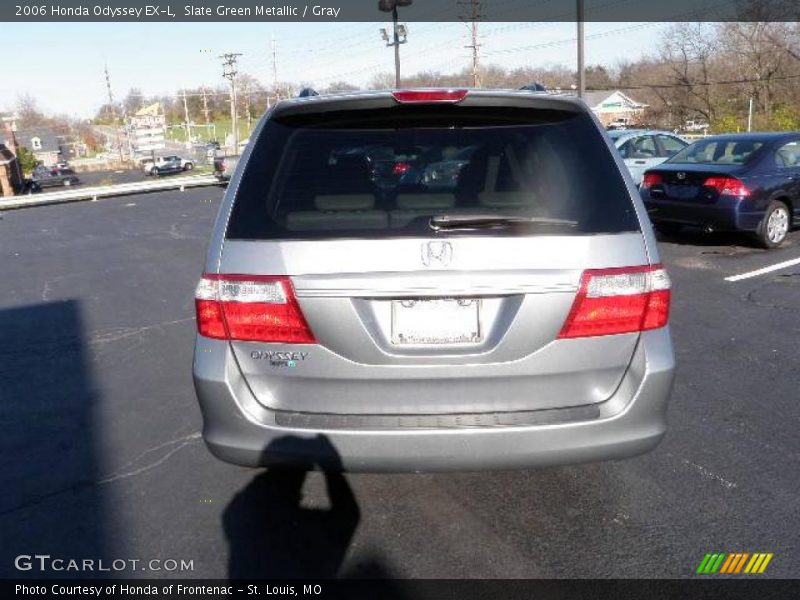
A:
214,92,652,416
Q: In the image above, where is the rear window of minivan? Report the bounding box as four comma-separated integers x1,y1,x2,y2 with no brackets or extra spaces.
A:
226,105,639,239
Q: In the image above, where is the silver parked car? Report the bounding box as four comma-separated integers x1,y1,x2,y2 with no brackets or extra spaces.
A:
608,129,689,185
193,89,676,472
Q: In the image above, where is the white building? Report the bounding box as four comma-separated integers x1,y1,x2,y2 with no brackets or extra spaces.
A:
128,103,166,160
581,91,649,127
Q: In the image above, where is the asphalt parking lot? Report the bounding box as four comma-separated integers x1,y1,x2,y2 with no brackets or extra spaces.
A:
51,165,212,190
1,188,798,579
72,168,152,187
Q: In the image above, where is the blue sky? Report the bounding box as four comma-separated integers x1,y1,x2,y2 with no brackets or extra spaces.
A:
1,21,665,118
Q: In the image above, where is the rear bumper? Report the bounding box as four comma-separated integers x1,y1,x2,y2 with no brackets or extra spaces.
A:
644,195,763,231
192,329,675,472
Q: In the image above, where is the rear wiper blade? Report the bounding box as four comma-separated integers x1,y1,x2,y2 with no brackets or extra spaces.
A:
429,214,577,231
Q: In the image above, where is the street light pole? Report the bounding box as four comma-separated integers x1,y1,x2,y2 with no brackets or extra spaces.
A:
392,6,401,88
379,0,411,88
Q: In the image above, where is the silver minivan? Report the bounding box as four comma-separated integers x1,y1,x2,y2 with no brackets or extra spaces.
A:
193,89,675,472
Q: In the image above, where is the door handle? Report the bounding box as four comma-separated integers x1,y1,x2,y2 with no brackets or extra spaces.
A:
634,160,647,165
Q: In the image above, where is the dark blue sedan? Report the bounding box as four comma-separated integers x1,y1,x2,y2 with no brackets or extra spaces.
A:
641,132,799,248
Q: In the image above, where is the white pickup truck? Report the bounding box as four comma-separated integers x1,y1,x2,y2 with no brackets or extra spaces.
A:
141,155,194,175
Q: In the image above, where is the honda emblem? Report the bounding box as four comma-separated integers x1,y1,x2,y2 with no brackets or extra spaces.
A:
421,241,453,267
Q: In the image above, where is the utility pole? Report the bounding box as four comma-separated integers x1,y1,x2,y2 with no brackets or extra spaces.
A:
244,82,252,130
379,0,412,88
459,0,483,87
201,85,211,142
201,86,211,125
271,37,279,98
182,87,191,145
219,52,242,154
104,64,124,162
576,0,585,99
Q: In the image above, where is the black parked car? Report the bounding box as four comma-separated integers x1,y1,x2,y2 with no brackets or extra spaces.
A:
27,166,80,192
641,132,799,248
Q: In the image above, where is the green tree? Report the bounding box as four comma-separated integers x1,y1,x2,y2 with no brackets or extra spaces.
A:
771,105,800,131
16,146,38,174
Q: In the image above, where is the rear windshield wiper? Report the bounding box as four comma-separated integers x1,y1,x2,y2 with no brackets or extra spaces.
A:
429,214,578,231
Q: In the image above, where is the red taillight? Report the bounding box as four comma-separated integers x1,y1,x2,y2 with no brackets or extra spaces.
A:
393,161,411,175
558,265,671,339
392,89,469,104
195,274,316,344
702,176,750,197
641,172,663,189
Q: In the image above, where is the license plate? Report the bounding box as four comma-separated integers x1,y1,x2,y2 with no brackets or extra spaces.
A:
391,298,481,345
669,185,697,199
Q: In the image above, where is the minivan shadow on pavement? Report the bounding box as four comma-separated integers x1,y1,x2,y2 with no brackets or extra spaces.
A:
0,300,115,577
223,435,362,579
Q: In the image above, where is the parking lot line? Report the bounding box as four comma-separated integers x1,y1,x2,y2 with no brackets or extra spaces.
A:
724,257,800,282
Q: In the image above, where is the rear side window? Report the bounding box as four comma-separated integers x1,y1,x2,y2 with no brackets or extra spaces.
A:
775,141,799,167
657,134,687,157
226,105,639,240
669,138,765,165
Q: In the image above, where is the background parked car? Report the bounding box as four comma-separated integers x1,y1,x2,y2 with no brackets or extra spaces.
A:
641,132,799,248
143,155,194,175
204,141,221,159
419,145,479,190
213,155,238,181
608,129,689,185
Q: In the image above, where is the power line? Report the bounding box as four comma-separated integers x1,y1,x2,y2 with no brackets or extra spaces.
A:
589,72,800,92
483,21,662,57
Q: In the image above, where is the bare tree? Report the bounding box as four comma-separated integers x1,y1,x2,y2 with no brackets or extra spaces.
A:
15,93,47,126
325,81,360,93
659,23,720,123
368,72,395,90
122,88,144,116
718,22,790,125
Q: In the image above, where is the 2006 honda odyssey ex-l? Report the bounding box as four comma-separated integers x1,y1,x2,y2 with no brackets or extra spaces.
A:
192,89,675,471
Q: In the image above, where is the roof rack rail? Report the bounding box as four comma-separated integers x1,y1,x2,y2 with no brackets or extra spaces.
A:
297,87,320,98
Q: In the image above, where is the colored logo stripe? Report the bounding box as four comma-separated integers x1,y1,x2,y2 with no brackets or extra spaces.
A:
697,552,773,574
744,553,773,574
697,553,726,574
719,553,749,574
